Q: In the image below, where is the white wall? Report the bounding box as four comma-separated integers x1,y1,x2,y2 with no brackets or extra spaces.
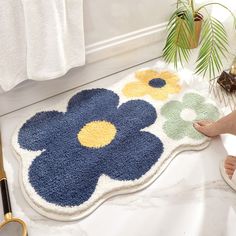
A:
0,0,176,115
84,0,175,44
83,0,176,62
195,0,236,46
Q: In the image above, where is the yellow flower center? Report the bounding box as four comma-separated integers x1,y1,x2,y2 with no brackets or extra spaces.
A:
77,120,117,148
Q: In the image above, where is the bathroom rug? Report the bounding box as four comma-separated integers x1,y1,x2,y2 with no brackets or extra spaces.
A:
12,62,220,221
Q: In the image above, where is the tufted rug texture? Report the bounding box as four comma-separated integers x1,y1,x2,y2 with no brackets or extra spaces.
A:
13,62,220,220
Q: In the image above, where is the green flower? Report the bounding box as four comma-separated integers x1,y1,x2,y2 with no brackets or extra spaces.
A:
161,93,220,140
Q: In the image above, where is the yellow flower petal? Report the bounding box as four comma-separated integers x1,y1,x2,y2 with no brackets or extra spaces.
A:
123,69,181,100
135,70,159,83
122,81,150,98
157,72,179,82
164,84,181,93
165,75,179,81
149,89,168,100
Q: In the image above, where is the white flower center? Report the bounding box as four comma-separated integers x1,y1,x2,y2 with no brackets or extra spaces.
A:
180,108,197,122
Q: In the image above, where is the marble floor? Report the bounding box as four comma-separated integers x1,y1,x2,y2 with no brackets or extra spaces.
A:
1,59,236,236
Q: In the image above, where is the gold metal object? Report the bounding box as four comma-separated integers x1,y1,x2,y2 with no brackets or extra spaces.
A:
4,212,12,221
230,64,236,76
0,136,6,181
230,57,236,76
0,133,28,236
0,215,28,236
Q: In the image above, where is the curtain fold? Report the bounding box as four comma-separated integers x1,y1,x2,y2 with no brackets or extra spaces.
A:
0,0,85,91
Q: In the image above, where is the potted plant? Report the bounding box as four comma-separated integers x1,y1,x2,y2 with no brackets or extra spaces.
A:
163,0,236,78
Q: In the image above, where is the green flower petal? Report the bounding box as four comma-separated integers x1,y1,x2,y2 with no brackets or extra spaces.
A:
182,93,205,109
161,101,183,118
162,92,220,141
163,119,189,140
195,103,220,121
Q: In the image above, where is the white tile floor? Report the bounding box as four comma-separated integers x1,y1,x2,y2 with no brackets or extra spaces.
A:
1,58,236,236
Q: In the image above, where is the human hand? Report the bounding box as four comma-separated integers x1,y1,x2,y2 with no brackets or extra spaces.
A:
193,120,220,138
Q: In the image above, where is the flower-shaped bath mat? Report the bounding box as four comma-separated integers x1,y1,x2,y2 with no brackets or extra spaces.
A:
13,63,220,221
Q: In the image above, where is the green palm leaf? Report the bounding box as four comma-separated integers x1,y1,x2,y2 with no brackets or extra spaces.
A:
163,6,194,68
195,17,229,78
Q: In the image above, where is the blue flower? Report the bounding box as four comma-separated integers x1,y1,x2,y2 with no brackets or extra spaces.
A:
18,89,163,207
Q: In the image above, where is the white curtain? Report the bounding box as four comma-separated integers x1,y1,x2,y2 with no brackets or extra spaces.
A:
0,0,85,91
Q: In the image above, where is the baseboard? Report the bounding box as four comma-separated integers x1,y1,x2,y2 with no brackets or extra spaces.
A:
0,22,167,116
86,22,167,63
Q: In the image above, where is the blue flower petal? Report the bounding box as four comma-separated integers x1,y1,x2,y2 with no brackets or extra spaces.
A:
65,88,120,132
29,148,103,207
67,88,119,115
19,88,163,207
18,111,64,151
103,131,163,180
115,100,157,133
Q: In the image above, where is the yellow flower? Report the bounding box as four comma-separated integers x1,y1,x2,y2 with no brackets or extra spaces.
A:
123,69,181,100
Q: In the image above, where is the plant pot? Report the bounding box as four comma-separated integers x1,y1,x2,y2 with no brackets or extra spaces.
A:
177,12,203,49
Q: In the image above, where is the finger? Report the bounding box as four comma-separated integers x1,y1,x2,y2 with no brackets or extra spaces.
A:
225,156,236,164
194,120,213,126
226,169,234,176
193,123,210,135
224,163,235,170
